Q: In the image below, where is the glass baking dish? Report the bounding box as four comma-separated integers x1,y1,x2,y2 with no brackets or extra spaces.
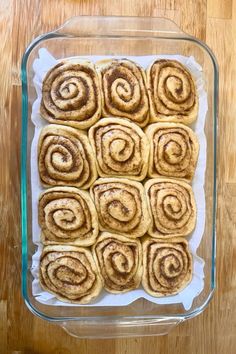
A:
21,16,218,338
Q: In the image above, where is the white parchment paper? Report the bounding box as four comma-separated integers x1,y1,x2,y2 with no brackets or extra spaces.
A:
31,48,207,310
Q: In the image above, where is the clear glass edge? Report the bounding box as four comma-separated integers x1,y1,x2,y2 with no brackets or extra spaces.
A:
21,16,218,324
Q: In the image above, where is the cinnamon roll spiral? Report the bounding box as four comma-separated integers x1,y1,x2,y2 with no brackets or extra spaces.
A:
96,59,149,127
39,187,99,246
145,179,196,238
90,178,150,238
40,59,101,129
93,232,142,293
89,118,149,180
146,122,199,181
38,125,97,189
39,245,103,304
147,60,198,125
142,237,192,296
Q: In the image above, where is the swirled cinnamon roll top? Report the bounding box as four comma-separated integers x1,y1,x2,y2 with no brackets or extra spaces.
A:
93,232,142,293
40,59,101,129
39,245,103,304
142,237,192,296
90,178,151,238
38,125,97,189
147,59,198,125
146,122,199,181
39,187,99,246
96,59,149,127
145,178,196,238
88,118,149,180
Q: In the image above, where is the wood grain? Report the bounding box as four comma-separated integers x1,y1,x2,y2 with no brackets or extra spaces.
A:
208,0,232,19
0,0,235,353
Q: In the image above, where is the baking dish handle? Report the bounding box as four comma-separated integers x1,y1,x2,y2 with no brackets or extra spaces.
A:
61,318,183,338
53,16,185,38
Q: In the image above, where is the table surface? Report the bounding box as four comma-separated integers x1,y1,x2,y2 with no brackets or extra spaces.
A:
0,0,235,353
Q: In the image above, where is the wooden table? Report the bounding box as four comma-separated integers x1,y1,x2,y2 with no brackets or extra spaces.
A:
0,0,235,353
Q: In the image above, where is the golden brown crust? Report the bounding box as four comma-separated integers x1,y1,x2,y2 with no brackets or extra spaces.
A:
38,125,97,189
146,122,199,182
142,237,192,296
92,232,142,293
39,245,103,304
96,59,149,127
88,117,149,181
144,178,196,238
39,187,99,246
40,59,101,129
146,59,198,125
90,178,151,238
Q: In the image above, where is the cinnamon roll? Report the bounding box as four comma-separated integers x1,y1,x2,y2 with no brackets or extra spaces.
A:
96,59,149,127
90,178,150,238
142,237,192,296
147,59,198,125
88,118,149,180
39,187,99,246
145,179,196,238
146,122,199,181
93,232,142,293
40,59,101,129
38,125,97,189
39,245,103,304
